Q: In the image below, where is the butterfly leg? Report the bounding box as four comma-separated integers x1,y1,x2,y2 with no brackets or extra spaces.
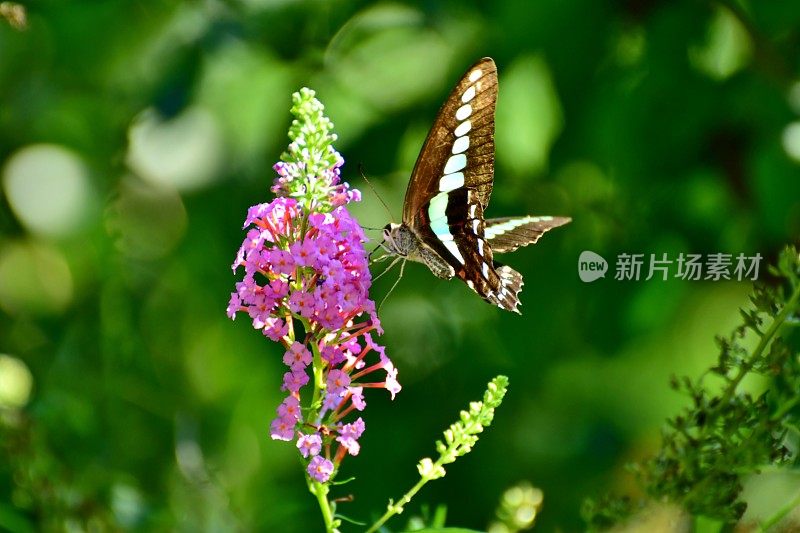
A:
369,241,396,265
378,259,406,312
371,255,402,283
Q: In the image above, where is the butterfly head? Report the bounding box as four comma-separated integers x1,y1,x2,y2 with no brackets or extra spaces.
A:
382,223,417,258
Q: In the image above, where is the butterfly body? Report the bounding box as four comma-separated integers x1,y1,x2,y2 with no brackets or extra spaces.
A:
379,57,570,313
383,223,455,280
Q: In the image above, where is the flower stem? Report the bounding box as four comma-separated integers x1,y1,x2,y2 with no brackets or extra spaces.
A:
365,467,436,533
308,478,335,532
720,278,800,407
301,317,325,411
302,317,336,531
758,487,800,532
310,340,325,410
366,376,508,533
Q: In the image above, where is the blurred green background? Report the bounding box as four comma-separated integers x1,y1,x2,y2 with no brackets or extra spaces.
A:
1,0,800,531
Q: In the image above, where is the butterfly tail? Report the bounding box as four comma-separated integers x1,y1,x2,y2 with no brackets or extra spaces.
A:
489,263,524,314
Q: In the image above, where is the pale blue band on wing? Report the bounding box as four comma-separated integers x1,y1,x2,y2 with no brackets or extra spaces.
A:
427,192,465,264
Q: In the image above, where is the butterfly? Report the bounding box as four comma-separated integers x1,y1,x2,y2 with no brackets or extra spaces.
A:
376,57,570,314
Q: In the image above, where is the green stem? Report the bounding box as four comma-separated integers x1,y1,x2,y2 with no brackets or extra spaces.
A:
308,478,335,532
719,279,800,407
300,317,334,530
714,279,800,531
309,331,325,410
365,465,438,533
758,488,800,532
773,394,800,421
367,416,485,532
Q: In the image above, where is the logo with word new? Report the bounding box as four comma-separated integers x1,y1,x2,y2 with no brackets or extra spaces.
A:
578,251,608,282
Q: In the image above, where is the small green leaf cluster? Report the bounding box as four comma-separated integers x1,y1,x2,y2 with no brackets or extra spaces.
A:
367,377,509,533
284,88,340,178
425,376,509,478
273,88,357,212
584,246,800,529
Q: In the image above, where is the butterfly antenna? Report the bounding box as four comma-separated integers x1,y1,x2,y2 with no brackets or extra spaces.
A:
378,258,406,312
358,163,395,223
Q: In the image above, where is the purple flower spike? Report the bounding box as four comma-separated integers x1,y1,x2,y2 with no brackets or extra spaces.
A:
283,342,313,370
336,417,366,456
308,456,334,483
228,87,400,488
297,433,323,458
270,417,295,442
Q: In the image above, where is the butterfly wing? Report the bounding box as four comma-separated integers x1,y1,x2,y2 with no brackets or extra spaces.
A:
400,57,527,313
402,57,498,224
485,216,572,254
403,58,566,313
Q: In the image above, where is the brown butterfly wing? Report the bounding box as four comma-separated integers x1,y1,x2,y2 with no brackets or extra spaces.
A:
485,216,572,254
402,57,498,225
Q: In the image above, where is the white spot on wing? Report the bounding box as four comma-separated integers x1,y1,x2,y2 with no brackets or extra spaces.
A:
478,239,484,256
469,69,483,82
482,262,489,278
485,216,536,239
428,192,463,262
443,240,465,264
461,86,476,103
472,219,480,233
438,172,464,192
452,136,469,154
428,192,449,221
454,121,471,137
469,204,477,218
443,154,467,174
455,104,472,121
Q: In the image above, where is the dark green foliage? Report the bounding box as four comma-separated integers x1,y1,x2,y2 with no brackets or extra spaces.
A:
581,495,634,531
0,415,116,531
585,247,800,527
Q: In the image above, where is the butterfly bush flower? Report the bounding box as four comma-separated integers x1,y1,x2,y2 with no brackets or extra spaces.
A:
228,88,398,487
272,88,361,212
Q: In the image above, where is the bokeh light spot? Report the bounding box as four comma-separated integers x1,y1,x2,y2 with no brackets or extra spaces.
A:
0,354,34,409
126,107,223,192
2,144,92,238
496,54,563,176
614,25,646,66
689,6,752,80
781,121,800,163
0,241,73,315
111,484,146,528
